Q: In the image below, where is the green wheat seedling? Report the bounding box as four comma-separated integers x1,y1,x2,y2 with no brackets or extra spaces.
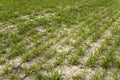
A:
72,71,86,80
101,50,115,68
69,54,80,65
0,58,5,65
54,53,66,66
91,72,106,80
115,57,120,68
9,74,20,80
2,64,14,75
47,71,63,80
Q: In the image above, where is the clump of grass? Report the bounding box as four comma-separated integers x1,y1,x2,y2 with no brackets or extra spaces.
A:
69,55,79,65
101,51,114,68
35,72,46,80
0,58,5,64
35,71,63,80
8,43,26,59
44,50,56,59
47,71,63,80
0,46,6,54
77,47,85,56
92,72,105,80
64,38,70,45
3,64,14,75
72,71,86,80
86,53,98,67
115,57,120,68
9,74,20,80
21,52,34,62
54,53,66,66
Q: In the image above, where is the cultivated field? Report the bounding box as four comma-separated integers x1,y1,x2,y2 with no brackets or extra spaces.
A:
0,0,120,80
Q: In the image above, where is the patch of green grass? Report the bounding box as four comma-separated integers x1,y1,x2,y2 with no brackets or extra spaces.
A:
69,55,79,65
0,58,5,64
72,71,86,80
54,53,66,66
